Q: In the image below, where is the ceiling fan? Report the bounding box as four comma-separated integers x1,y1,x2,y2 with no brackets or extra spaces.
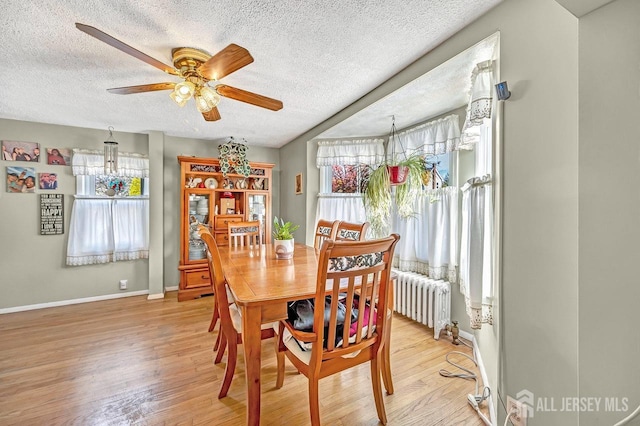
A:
75,23,283,122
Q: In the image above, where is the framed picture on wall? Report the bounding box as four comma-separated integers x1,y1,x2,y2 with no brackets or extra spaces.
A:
2,140,40,162
46,148,71,166
39,173,58,190
295,173,303,195
6,166,36,193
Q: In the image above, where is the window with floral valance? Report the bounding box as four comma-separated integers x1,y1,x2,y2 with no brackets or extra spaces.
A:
66,149,150,266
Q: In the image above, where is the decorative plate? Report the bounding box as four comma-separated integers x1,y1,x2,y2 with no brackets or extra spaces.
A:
204,178,218,189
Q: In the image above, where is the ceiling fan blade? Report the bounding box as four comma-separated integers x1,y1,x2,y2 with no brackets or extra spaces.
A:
197,44,254,81
202,107,221,121
216,85,283,111
76,23,179,76
107,83,176,94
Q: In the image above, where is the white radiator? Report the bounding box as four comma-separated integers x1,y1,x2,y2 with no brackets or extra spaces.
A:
392,269,451,340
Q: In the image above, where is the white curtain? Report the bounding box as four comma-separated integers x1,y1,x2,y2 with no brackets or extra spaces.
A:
460,60,494,149
388,114,461,158
316,139,385,167
66,199,149,265
67,149,150,266
72,149,149,177
391,187,458,281
316,194,367,224
459,175,493,329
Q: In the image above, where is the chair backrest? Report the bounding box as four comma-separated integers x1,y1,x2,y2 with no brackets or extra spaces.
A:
198,225,234,335
314,219,339,249
335,221,369,242
228,220,262,248
313,234,399,357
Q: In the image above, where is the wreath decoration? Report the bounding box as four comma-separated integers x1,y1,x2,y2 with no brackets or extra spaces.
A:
218,137,251,178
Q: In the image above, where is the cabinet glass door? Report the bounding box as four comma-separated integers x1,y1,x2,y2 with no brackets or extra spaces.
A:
248,193,267,242
187,192,210,262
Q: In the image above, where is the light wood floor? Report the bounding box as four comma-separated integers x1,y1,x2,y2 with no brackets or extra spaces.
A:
0,292,489,425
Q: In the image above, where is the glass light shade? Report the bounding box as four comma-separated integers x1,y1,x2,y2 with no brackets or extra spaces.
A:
200,86,220,107
104,140,118,174
175,81,195,100
170,90,188,107
194,94,213,113
195,86,221,113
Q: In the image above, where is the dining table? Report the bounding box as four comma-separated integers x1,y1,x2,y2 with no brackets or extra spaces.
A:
217,242,320,426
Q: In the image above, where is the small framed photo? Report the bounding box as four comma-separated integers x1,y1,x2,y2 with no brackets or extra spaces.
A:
295,173,303,195
2,140,40,162
226,208,235,214
39,173,58,190
46,148,71,166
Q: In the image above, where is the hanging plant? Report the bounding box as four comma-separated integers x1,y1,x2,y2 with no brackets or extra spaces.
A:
218,137,251,178
362,116,425,236
363,154,425,236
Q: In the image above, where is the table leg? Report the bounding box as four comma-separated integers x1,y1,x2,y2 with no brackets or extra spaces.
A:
242,305,262,426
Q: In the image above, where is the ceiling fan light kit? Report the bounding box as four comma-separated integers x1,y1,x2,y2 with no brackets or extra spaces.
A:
75,23,283,122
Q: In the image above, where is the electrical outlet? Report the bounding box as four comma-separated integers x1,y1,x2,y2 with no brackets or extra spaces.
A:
119,279,128,290
507,396,528,426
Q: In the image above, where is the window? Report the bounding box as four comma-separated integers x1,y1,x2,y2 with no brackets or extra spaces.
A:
66,150,150,266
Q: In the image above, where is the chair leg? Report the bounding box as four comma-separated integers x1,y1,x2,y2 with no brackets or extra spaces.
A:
215,333,227,364
308,375,321,426
218,339,237,399
370,354,388,425
208,299,219,332
275,337,285,389
213,330,222,352
381,315,394,394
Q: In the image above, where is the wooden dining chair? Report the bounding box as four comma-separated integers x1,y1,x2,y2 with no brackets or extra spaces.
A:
335,220,370,242
228,220,262,248
198,225,282,399
313,219,339,249
276,234,400,425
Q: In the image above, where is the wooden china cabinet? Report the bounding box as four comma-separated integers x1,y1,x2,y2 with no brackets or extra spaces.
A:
177,156,273,301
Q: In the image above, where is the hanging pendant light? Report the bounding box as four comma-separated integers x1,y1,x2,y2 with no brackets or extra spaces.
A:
104,126,118,175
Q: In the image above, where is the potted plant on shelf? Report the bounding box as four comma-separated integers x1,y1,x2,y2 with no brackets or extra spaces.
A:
272,216,300,259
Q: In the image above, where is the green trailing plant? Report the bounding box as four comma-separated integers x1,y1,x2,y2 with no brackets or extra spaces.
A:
363,154,425,236
272,216,300,240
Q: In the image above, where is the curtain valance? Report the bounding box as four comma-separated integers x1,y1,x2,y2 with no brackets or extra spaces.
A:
72,149,149,177
460,60,494,149
316,139,385,167
389,114,461,158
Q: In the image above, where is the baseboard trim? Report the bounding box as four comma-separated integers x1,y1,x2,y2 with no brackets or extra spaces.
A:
165,285,179,291
0,290,150,314
147,292,165,300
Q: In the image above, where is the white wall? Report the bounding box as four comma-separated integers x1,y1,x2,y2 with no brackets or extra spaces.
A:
578,0,640,424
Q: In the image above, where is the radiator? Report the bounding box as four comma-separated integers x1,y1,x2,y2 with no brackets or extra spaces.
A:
392,269,451,340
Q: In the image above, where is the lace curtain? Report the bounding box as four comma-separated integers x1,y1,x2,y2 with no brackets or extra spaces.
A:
66,199,149,265
315,194,367,224
459,175,493,329
71,149,149,177
391,187,459,281
460,60,494,149
316,139,385,166
387,114,461,158
66,149,150,266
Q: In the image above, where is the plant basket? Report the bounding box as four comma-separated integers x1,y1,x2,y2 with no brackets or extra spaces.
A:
387,165,408,185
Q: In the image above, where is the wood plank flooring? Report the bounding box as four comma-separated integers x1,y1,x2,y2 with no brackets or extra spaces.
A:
0,292,489,425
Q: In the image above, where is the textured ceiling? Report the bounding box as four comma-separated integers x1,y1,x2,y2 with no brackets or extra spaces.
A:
0,0,501,148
